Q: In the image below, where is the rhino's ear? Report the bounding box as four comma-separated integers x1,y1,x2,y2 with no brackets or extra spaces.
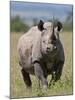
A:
38,20,44,31
57,21,63,32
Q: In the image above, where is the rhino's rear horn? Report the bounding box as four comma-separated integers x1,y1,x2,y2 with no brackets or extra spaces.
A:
38,20,44,31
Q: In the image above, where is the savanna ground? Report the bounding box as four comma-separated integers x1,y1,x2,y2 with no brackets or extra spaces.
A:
10,31,73,98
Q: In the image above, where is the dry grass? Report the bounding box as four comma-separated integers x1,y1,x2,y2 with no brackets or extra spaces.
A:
10,31,73,98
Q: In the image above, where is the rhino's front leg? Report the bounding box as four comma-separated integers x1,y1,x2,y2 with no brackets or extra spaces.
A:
34,62,48,89
54,61,64,81
49,61,64,86
51,61,64,82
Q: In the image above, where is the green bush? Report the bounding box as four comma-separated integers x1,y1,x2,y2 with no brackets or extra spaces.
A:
10,16,29,32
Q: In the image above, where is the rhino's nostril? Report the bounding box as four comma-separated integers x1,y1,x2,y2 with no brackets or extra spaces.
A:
47,47,50,50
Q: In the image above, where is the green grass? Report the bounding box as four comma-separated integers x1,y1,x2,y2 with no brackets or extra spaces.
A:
10,31,73,98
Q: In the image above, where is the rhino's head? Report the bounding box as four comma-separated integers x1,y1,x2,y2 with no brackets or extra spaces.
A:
38,20,63,57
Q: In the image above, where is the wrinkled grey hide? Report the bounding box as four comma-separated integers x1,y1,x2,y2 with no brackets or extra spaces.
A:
17,20,65,88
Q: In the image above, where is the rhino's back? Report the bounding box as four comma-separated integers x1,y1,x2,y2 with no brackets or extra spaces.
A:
17,26,40,55
17,26,41,69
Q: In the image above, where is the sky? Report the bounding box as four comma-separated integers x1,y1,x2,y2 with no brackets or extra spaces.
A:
10,1,73,26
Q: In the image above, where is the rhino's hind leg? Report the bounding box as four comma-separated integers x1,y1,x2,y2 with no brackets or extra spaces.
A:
21,68,32,87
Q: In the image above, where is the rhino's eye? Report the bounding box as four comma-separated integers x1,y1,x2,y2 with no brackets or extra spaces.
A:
43,40,46,43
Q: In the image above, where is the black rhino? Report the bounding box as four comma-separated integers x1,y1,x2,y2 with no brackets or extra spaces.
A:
17,20,65,89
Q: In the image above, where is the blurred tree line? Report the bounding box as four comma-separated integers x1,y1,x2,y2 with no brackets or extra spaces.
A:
63,11,73,31
10,16,29,32
10,11,73,32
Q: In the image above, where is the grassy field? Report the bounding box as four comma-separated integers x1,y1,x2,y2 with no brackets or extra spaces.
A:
10,31,73,98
